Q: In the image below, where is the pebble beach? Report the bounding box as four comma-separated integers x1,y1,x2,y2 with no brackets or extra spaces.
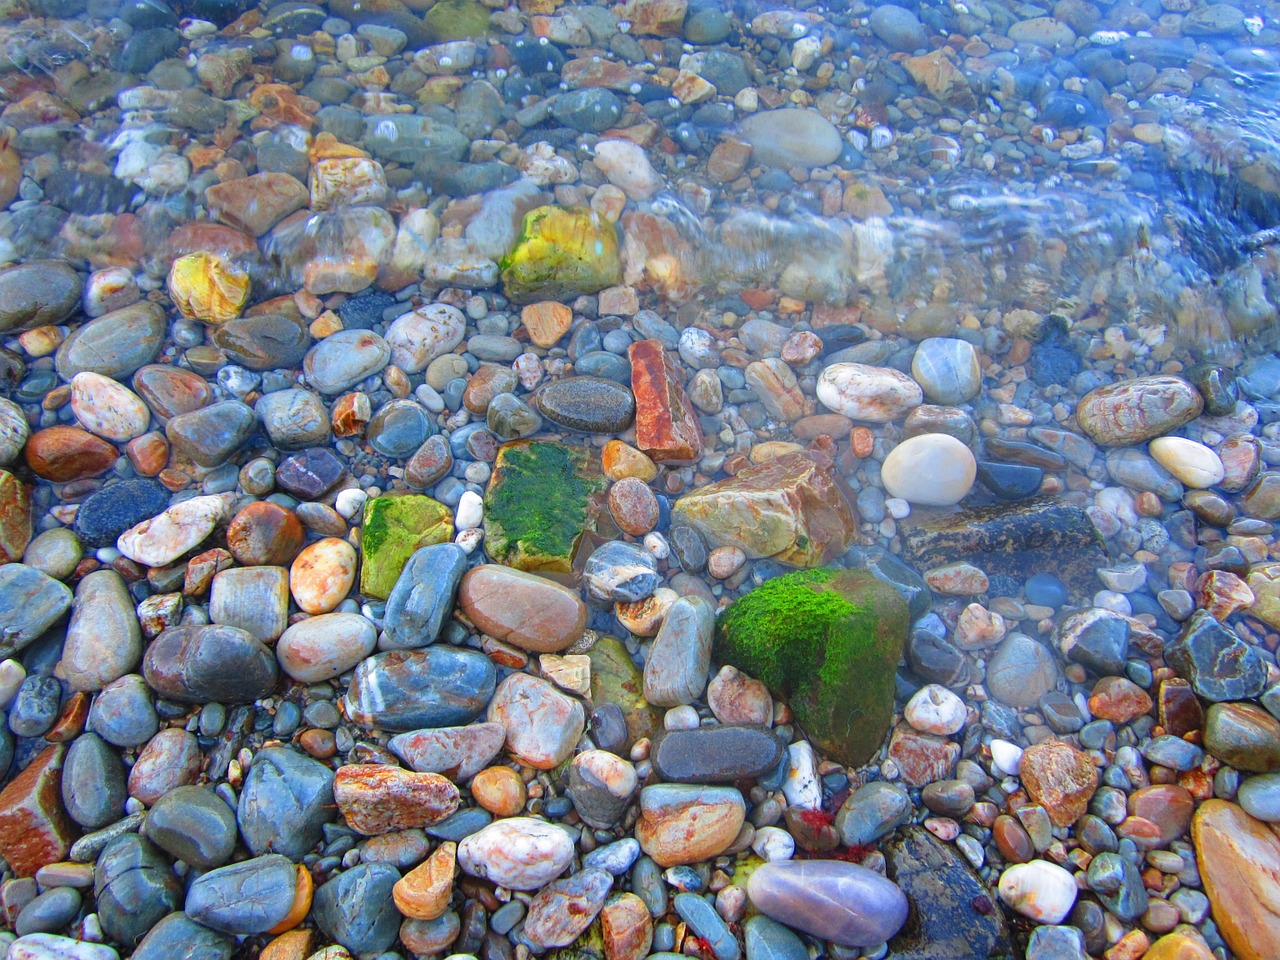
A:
0,0,1279,959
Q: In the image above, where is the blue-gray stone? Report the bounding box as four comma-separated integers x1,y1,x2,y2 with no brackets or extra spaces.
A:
631,855,667,918
142,624,278,704
14,886,82,937
583,540,658,603
1166,609,1267,702
0,564,72,658
533,376,636,434
583,837,641,875
835,781,912,847
1026,925,1089,960
144,785,237,868
344,648,496,732
236,746,336,861
74,478,170,548
94,834,183,947
382,542,467,649
744,915,808,960
552,88,622,132
8,674,61,738
368,399,435,458
88,674,158,748
574,351,631,384
185,854,298,935
486,393,543,441
313,863,402,954
426,807,493,842
132,912,234,960
650,724,784,784
675,893,739,960
62,732,127,830
1141,735,1204,772
1085,851,1148,921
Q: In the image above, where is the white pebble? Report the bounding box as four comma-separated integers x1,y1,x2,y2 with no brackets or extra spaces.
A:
782,741,822,811
455,528,484,554
885,497,911,519
643,531,669,560
990,739,1023,776
455,491,484,530
751,826,795,862
997,860,1077,923
904,684,967,736
663,705,700,731
335,488,368,520
0,659,26,710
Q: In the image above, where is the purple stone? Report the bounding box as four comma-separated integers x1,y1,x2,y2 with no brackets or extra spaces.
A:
275,447,346,500
745,859,909,947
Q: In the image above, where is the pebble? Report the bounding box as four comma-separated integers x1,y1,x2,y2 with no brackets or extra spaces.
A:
289,537,358,614
997,860,1078,923
304,330,392,394
383,542,467,647
142,624,278,703
487,672,585,769
643,595,715,706
746,859,909,947
523,868,613,948
1150,436,1225,488
69,373,149,442
237,747,335,861
881,433,977,505
904,684,967,735
141,785,237,868
276,612,377,682
1075,376,1203,446
635,784,745,867
117,494,229,567
458,564,586,652
912,338,982,404
736,109,843,168
345,649,496,731
313,862,402,955
835,781,912,846
650,724,783,783
535,375,637,433
816,362,923,422
59,569,141,692
456,817,575,890
583,540,660,602
333,764,459,835
0,564,73,659
388,723,507,782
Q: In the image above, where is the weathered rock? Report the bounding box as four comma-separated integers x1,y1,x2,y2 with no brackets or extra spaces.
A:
672,451,856,567
643,595,715,707
185,854,299,934
747,859,909,948
58,570,141,692
142,624,278,703
524,868,613,948
334,765,460,835
0,563,72,658
568,750,638,828
1166,610,1267,702
1192,799,1280,960
717,568,907,766
0,469,31,563
1204,702,1280,772
483,440,604,574
456,817,575,890
1075,376,1203,446
0,745,76,877
393,841,455,920
388,723,507,782
629,339,704,463
487,672,585,769
209,566,290,643
1019,741,1099,827
635,784,745,867
345,649,496,731
458,564,586,652
360,495,454,599
93,834,182,946
237,747,336,860
117,495,229,567
56,302,166,381
0,260,80,332
817,363,923,422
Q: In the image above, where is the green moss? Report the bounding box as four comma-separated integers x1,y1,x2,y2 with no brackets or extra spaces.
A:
360,495,453,599
484,441,604,572
717,567,908,766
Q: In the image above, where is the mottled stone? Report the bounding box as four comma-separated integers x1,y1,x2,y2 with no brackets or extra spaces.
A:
1204,702,1280,772
276,612,376,683
635,784,745,867
523,868,613,948
997,860,1077,924
73,478,168,550
487,672,585,769
747,859,909,948
142,624,277,703
304,329,391,395
186,854,299,934
1075,376,1203,446
344,649,496,731
334,765,459,835
456,817,575,890
817,362,922,422
568,750,637,828
629,339,704,463
213,313,310,372
535,376,636,433
393,841,455,920
500,205,621,303
1166,610,1266,702
1193,799,1280,960
209,566,290,643
643,595,715,707
0,564,72,658
459,564,586,652
0,745,76,877
584,540,659,602
289,537,358,615
237,747,336,861
117,494,229,568
93,834,182,946
58,570,140,692
388,723,507,781
1019,741,1099,827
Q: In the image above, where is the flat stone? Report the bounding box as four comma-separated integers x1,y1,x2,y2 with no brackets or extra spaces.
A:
61,732,126,830
237,747,335,860
835,782,912,846
651,724,783,784
737,109,843,168
212,313,311,372
635,784,745,867
73,478,169,549
884,826,1012,960
747,859,909,948
360,495,454,600
186,854,298,934
482,440,604,574
165,400,256,467
275,447,347,500
887,726,961,787
0,469,31,563
127,728,201,805
643,595,715,707
131,912,233,960
458,564,586,652
584,540,659,602
7,935,120,960
535,376,636,433
0,261,80,332
209,566,290,643
70,372,149,443
303,329,391,394
386,303,466,373
345,648,496,731
132,364,213,423
334,765,459,835
1204,701,1280,772
1075,376,1203,446
0,564,72,658
456,817,575,890
117,494,230,567
524,868,613,948
1192,799,1280,960
629,339,704,463
0,745,76,877
276,612,376,683
672,451,856,567
487,672,585,769
142,624,278,703
206,172,308,235
717,568,907,766
388,723,507,782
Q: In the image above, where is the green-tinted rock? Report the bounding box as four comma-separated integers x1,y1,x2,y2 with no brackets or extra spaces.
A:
422,0,489,41
360,495,454,600
587,635,660,748
500,206,622,304
716,567,908,766
483,440,605,575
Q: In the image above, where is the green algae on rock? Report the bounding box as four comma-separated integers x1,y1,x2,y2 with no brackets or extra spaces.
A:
422,0,490,41
588,635,661,749
360,495,454,600
717,567,908,766
483,440,605,574
500,206,622,304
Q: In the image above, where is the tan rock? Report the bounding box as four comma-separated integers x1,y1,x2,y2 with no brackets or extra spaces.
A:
520,301,573,348
1020,740,1099,827
392,842,455,920
459,565,586,653
601,892,653,960
70,372,150,442
1193,799,1280,960
289,537,358,614
1143,932,1215,960
634,784,745,867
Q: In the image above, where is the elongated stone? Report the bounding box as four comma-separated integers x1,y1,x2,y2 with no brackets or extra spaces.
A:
117,494,230,568
344,649,496,732
388,723,507,781
0,469,31,563
56,302,166,381
384,542,467,648
643,595,714,707
185,854,298,935
276,612,376,683
7,934,120,960
142,624,278,703
1193,799,1280,960
524,868,613,948
0,745,76,877
333,765,460,835
458,564,586,652
629,339,703,463
1075,376,1203,446
747,859,909,948
456,817,576,890
651,724,783,783
534,376,636,433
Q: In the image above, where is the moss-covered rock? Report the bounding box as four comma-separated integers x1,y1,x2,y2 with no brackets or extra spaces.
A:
500,206,622,304
422,0,490,41
587,635,660,748
483,440,605,574
360,495,454,600
717,567,907,766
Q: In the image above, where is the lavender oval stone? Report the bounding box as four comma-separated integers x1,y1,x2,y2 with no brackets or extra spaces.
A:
746,859,908,948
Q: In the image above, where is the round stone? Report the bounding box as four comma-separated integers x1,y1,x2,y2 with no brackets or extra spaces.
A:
904,684,967,735
1075,376,1202,446
290,537,358,614
276,612,377,683
911,338,981,405
881,434,977,506
997,860,1077,923
456,817,576,890
816,363,923,422
746,859,909,948
142,785,238,868
737,109,843,168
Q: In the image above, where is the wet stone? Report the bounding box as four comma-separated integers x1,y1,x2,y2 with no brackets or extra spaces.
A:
237,746,336,860
584,540,659,602
488,672,585,769
256,389,330,449
524,868,613,949
128,727,201,805
142,624,277,703
275,447,347,500
57,303,167,382
368,399,435,458
73,479,169,549
9,675,60,738
1165,610,1267,702
333,764,460,835
1075,376,1203,446
94,834,183,947
568,750,638,828
14,886,82,938
835,781,912,846
388,723,507,782
675,892,738,960
1192,799,1280,960
61,732,126,830
131,913,233,960
911,338,981,405
360,495,453,599
905,628,969,687
383,542,467,648
635,784,745,868
456,817,575,890
1058,608,1131,677
747,859,909,948
25,426,117,483
142,784,237,868
644,595,715,707
185,854,298,935
0,564,72,659
535,376,636,433
88,675,158,748
165,399,256,467
650,724,783,783
345,648,496,732
459,564,586,652
977,460,1044,500
1204,702,1280,772
304,329,391,394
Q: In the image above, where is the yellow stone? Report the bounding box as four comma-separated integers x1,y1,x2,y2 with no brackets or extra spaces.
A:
601,439,657,482
168,252,249,324
393,842,456,920
1192,798,1280,960
1144,932,1214,960
520,301,573,348
260,929,314,960
267,864,313,934
539,653,592,695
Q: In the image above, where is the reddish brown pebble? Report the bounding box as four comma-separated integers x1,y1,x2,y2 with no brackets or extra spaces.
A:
333,764,460,835
127,727,202,805
608,477,660,536
1129,784,1195,845
132,365,214,422
126,432,169,476
299,728,336,760
0,744,76,877
1158,679,1203,737
0,470,31,563
393,841,456,920
993,814,1035,863
470,766,526,817
601,891,653,960
887,726,960,787
1019,740,1099,828
629,339,703,463
1088,676,1154,724
25,426,117,482
184,547,234,596
851,426,875,459
781,331,822,365
331,392,371,438
227,501,305,566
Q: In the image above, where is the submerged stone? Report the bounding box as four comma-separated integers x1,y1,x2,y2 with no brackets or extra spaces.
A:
672,451,857,568
500,206,621,304
359,495,454,600
717,567,908,766
483,440,605,574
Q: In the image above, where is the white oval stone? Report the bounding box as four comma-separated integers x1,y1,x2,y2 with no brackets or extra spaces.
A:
881,434,976,506
816,363,923,422
990,738,1023,776
455,490,483,530
70,372,150,442
385,303,466,374
1149,436,1224,488
592,138,663,200
997,860,1077,923
276,612,376,682
456,817,575,890
751,825,795,862
117,495,230,567
903,684,967,736
290,537,358,614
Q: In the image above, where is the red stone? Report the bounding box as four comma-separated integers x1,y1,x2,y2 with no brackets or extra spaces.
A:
0,745,77,877
206,172,308,237
1158,679,1203,738
333,764,461,835
1088,676,1154,724
1129,784,1195,845
25,426,117,482
131,365,213,423
126,432,169,476
184,547,234,596
226,501,305,566
887,726,960,787
1019,740,1099,828
628,339,704,464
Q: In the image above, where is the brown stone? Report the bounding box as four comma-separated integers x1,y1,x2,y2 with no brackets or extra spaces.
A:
601,892,653,960
628,338,703,463
226,501,305,566
132,365,214,423
634,785,745,867
206,173,309,237
0,745,76,877
1019,740,1098,827
608,476,660,536
166,222,259,263
25,426,117,482
126,432,169,476
333,764,460,835
670,450,857,567
1128,784,1194,845
128,728,201,805
615,0,686,35
520,302,573,348
393,841,456,920
886,726,960,787
707,138,752,183
1088,676,1153,724
1193,799,1280,960
458,565,587,653
470,766,526,817
260,928,314,960
0,469,31,563
1158,678,1203,737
